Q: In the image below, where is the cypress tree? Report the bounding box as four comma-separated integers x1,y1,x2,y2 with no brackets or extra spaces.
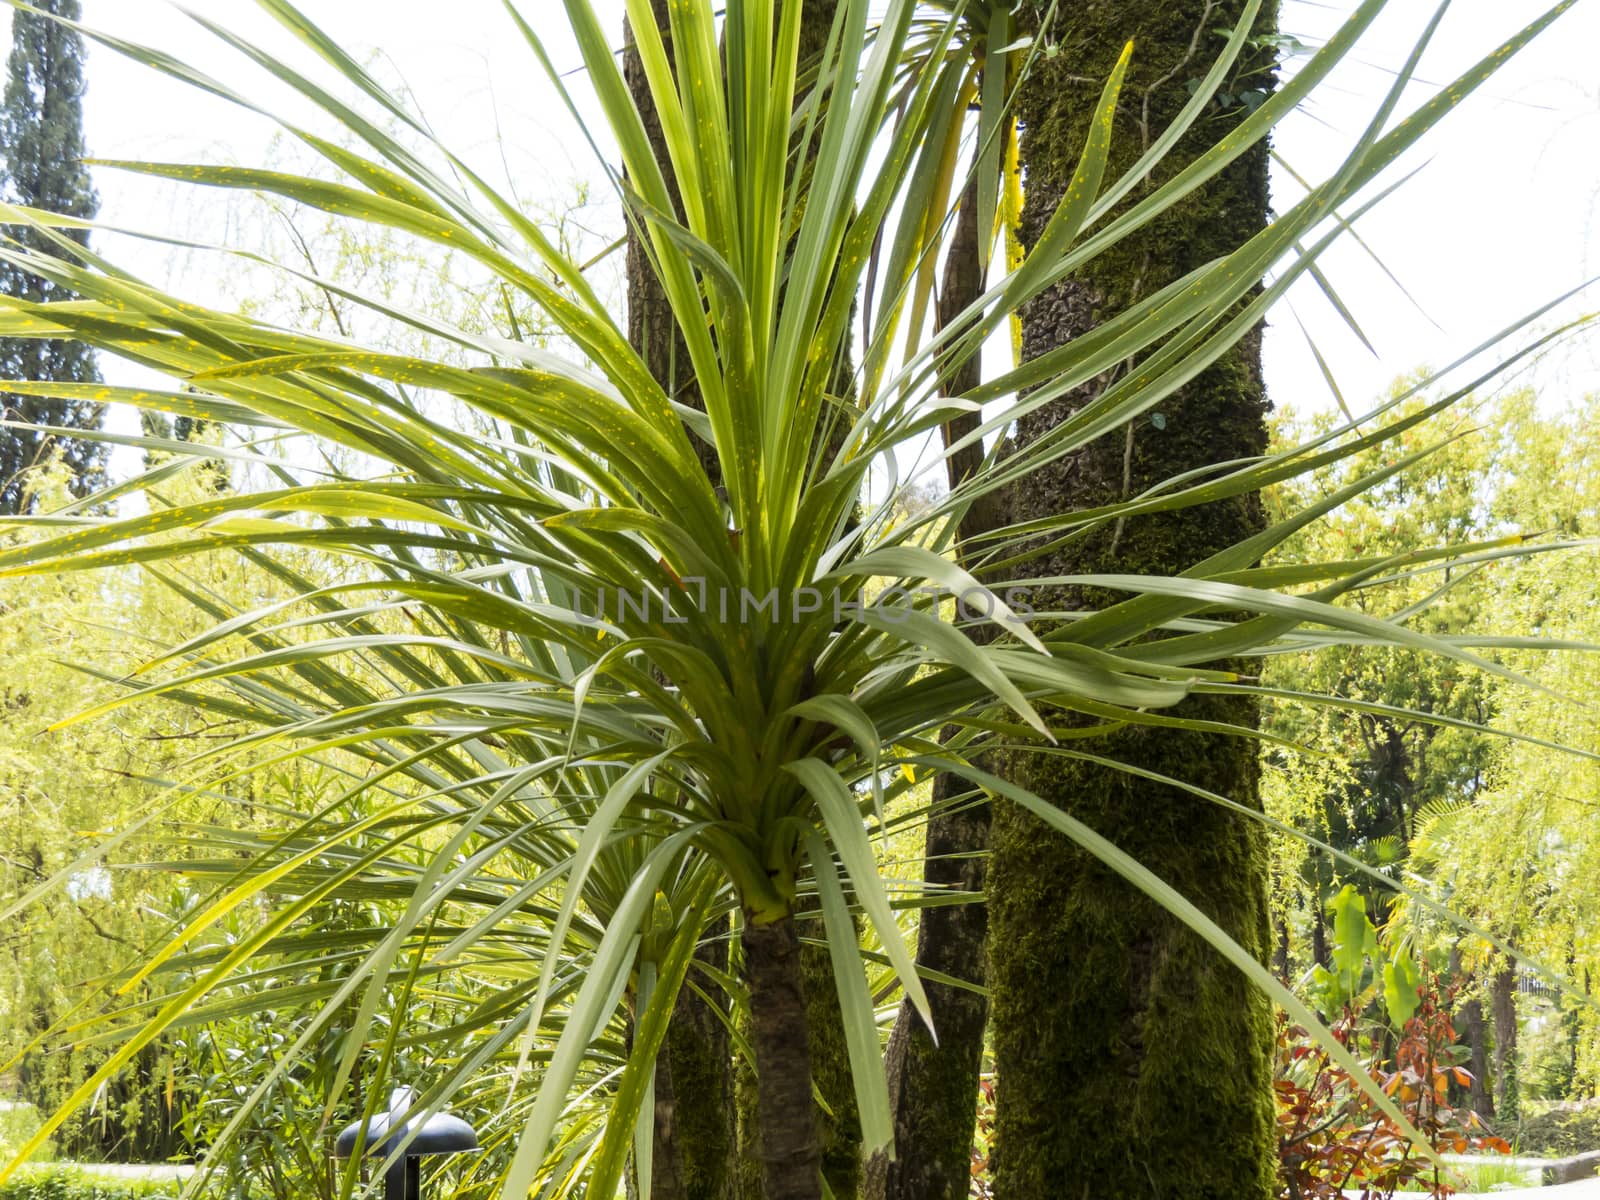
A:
0,0,104,514
987,3,1280,1197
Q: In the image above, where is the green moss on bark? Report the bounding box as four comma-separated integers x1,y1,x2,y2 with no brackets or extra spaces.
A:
988,4,1280,1198
870,766,991,1200
870,182,995,1200
667,932,736,1200
801,926,863,1198
734,1012,764,1200
990,716,1276,1197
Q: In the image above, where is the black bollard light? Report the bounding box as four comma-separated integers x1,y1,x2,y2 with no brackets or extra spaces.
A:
334,1086,478,1200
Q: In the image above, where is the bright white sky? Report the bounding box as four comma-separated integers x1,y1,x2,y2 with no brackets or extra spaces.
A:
9,0,1600,438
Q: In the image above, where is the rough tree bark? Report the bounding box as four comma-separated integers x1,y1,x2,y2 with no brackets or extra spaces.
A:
733,922,864,1200
801,918,863,1198
1492,959,1519,1121
987,3,1280,1197
743,916,826,1200
867,177,1002,1200
1462,991,1495,1121
1449,946,1494,1120
736,931,862,1200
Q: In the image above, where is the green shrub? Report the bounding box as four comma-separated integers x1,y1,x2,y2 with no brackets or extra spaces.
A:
1515,1100,1600,1157
0,1167,181,1200
0,1104,52,1164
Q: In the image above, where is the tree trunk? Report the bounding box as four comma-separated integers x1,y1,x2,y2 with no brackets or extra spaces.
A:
1461,990,1495,1121
988,4,1279,1198
869,769,991,1200
743,915,825,1200
1311,899,1329,968
733,1017,764,1200
1568,961,1588,1096
794,918,863,1199
1492,960,1519,1121
736,923,857,1200
1449,945,1494,1120
868,178,999,1200
648,1043,687,1200
664,935,735,1200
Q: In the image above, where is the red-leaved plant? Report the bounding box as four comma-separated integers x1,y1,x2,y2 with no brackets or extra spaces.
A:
1276,975,1511,1199
970,1074,996,1199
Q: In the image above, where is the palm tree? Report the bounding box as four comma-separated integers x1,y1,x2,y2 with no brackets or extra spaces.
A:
0,1,1587,1197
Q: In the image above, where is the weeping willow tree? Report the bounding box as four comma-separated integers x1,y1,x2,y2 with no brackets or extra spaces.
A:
0,1,1591,1198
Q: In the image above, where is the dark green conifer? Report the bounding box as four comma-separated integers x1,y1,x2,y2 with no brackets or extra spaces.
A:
1,0,104,513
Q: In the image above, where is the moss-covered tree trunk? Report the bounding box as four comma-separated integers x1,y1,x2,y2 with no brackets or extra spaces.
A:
661,940,737,1200
800,918,863,1197
988,4,1279,1197
867,177,1000,1200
